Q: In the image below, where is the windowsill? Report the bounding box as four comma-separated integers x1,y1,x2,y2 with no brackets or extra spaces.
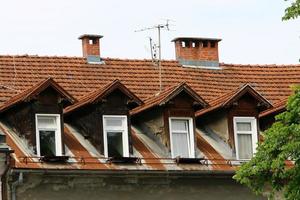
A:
175,157,205,164
107,156,140,164
231,159,251,165
40,155,69,163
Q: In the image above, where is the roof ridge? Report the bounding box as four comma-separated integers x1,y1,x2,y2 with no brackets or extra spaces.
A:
0,55,179,63
221,63,300,67
0,54,85,59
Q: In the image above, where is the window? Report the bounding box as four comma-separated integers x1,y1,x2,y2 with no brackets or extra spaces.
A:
233,117,258,160
35,114,62,157
103,115,129,158
169,117,195,158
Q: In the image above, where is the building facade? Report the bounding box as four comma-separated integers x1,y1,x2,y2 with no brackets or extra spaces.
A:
0,34,297,199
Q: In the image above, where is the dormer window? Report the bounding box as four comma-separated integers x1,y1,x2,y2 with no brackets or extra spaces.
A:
103,115,129,158
169,117,195,158
35,114,62,157
233,117,258,160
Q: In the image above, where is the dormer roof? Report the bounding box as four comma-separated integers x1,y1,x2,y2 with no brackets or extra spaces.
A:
131,82,208,115
64,79,143,115
196,84,272,117
0,77,76,113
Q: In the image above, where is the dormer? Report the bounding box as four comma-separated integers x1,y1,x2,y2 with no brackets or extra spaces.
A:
196,84,272,160
0,78,75,157
64,80,143,158
131,82,207,158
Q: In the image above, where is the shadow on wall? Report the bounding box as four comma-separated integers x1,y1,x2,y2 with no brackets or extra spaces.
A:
15,173,265,200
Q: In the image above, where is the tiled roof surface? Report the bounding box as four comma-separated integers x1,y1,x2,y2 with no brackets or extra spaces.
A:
1,55,300,109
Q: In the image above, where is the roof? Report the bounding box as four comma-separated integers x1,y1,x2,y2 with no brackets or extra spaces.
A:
0,77,76,113
0,55,299,110
0,54,297,172
64,79,143,115
259,98,287,118
172,37,222,42
131,82,208,115
0,121,236,172
196,84,272,117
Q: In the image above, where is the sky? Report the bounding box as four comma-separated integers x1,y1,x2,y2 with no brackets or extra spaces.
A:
0,0,299,64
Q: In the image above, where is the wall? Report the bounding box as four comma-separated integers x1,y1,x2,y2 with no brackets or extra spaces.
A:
66,89,132,155
133,107,167,153
227,94,259,149
164,92,196,149
133,91,197,153
1,88,64,154
197,110,229,143
10,172,266,200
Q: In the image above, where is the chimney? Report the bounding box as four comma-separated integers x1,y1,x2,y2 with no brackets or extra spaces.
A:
172,37,221,68
79,34,103,63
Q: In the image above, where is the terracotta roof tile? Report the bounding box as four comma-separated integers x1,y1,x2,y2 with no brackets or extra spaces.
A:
0,55,299,112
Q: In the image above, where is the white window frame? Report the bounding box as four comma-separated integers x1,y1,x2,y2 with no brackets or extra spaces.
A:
233,116,258,160
103,115,129,158
169,117,195,158
35,114,62,157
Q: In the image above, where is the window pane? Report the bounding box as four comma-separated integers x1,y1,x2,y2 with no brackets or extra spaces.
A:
172,132,189,158
37,116,57,129
237,134,253,159
39,130,56,156
171,119,188,132
107,132,123,158
105,118,123,127
237,122,252,131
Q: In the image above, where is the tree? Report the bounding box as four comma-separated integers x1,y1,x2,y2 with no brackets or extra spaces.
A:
234,87,300,199
282,0,300,20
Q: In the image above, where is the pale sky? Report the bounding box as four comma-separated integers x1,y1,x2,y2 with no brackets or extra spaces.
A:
0,0,299,64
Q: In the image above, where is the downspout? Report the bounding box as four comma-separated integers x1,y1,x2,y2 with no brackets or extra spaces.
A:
1,155,11,200
11,172,23,200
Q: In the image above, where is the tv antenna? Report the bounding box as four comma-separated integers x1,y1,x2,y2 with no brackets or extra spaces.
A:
135,19,173,92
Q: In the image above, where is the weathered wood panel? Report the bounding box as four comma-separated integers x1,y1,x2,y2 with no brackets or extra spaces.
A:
227,94,259,149
65,89,132,155
1,87,65,154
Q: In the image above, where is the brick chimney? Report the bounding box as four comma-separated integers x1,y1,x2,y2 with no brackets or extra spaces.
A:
78,34,103,57
172,37,221,68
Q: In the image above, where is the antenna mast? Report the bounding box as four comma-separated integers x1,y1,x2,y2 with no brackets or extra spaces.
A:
135,20,171,92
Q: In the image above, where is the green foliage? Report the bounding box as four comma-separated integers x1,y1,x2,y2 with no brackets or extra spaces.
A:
282,0,300,20
234,87,300,199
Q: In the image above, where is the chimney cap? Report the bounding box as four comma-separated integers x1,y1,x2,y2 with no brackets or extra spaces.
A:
171,37,222,42
78,34,103,40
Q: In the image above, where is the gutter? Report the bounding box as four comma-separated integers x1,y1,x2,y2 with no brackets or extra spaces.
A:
10,169,236,178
